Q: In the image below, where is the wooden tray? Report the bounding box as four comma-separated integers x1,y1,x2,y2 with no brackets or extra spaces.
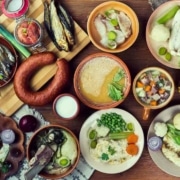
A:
0,0,90,116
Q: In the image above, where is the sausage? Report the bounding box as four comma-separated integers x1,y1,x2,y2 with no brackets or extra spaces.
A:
13,52,70,106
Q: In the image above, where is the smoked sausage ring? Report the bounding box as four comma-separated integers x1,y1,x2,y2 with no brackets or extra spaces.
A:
14,52,70,106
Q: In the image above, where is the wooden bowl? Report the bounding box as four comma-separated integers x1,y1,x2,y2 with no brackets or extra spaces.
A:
87,1,139,53
53,93,80,121
0,114,25,180
26,125,80,179
74,52,131,109
0,36,18,87
132,67,175,120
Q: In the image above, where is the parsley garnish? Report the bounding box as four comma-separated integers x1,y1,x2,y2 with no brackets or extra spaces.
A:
113,69,125,82
108,69,125,101
101,153,109,161
108,146,116,155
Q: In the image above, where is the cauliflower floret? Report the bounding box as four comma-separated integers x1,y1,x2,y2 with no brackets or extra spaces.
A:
154,122,168,137
151,24,170,42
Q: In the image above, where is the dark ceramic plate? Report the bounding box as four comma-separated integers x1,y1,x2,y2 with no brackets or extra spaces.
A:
0,114,25,179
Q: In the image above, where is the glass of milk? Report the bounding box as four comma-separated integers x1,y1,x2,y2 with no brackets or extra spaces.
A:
53,94,80,120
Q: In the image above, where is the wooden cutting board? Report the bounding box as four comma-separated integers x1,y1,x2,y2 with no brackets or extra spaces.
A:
0,0,90,116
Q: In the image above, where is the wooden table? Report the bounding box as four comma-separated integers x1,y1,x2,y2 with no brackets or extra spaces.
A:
1,0,180,179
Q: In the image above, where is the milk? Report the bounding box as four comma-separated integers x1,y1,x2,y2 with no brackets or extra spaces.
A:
55,96,78,119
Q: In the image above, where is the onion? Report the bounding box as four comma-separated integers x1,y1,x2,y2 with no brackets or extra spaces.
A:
19,115,38,133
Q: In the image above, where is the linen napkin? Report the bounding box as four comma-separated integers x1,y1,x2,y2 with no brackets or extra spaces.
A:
7,105,94,180
148,0,169,10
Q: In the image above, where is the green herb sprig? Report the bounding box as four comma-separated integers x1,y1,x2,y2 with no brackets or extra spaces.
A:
108,69,125,101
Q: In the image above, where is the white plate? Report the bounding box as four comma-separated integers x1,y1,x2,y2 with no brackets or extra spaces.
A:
147,105,180,177
146,1,180,69
79,108,144,174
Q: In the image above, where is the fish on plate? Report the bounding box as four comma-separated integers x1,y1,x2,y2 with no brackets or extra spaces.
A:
43,0,75,52
94,9,132,50
0,44,15,82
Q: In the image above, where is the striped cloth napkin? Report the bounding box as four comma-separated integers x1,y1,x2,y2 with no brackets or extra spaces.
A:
7,105,94,180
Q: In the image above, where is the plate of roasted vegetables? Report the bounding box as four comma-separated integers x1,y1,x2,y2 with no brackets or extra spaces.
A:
146,1,180,69
0,36,18,87
80,108,144,174
147,105,180,177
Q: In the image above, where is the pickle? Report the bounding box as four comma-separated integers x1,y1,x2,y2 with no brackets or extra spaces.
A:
158,47,167,55
165,52,172,61
90,140,97,149
127,122,134,131
157,5,180,24
88,129,97,140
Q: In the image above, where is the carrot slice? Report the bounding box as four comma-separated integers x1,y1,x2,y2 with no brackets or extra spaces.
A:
158,89,165,94
150,81,155,86
126,144,139,155
144,85,151,92
127,134,138,144
150,100,157,106
137,81,144,88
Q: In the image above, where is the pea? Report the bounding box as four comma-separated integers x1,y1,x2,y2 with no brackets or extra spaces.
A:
158,47,167,55
165,52,172,61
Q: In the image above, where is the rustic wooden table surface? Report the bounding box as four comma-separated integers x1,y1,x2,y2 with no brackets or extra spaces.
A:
1,0,180,180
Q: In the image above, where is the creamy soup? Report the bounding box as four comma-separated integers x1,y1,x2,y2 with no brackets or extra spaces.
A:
79,57,126,104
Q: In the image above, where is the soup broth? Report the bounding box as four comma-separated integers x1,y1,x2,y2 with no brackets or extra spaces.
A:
79,57,126,104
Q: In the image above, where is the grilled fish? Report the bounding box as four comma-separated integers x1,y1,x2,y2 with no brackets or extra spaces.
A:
0,44,15,80
44,1,62,51
55,0,75,47
50,0,69,52
168,9,180,56
162,134,180,167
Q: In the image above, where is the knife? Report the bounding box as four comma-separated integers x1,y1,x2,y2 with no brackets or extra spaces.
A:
24,145,54,180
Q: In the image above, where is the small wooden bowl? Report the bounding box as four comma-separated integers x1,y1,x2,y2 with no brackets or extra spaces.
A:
27,125,80,179
74,52,131,109
87,1,139,53
53,93,80,121
0,36,18,87
132,67,175,120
